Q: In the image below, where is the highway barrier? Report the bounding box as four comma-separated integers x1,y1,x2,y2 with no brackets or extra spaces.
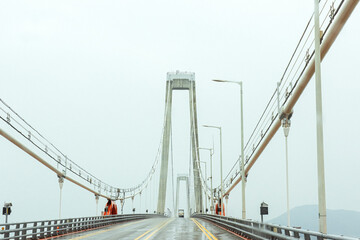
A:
0,214,164,240
192,214,359,240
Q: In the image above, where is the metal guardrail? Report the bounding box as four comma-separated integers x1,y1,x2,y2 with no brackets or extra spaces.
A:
192,214,360,240
0,214,164,240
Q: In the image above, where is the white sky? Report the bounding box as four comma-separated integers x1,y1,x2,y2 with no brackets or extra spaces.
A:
0,0,359,226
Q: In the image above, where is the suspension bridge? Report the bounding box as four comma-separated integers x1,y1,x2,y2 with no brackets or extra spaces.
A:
1,0,359,239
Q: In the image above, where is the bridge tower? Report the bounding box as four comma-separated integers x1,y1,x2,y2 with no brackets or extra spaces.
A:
175,174,190,217
157,71,203,214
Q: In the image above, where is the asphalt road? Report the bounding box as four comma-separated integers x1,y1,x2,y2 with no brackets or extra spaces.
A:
53,217,242,240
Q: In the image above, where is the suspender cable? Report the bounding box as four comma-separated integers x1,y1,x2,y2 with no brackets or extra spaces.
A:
170,120,175,216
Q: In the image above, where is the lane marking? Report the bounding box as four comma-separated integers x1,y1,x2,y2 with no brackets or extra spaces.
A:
69,219,145,240
143,218,173,240
134,219,169,240
191,219,212,239
192,218,218,240
199,218,251,240
193,218,217,240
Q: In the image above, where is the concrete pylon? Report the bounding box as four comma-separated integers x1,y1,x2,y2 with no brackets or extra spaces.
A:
157,71,203,214
175,174,190,217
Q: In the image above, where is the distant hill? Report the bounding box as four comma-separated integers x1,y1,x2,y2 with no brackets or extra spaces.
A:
268,205,360,238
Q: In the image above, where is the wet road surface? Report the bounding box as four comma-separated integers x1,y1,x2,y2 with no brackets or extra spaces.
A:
53,217,242,239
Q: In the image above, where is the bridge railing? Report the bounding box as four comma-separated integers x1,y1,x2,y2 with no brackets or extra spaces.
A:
0,214,163,240
192,214,359,240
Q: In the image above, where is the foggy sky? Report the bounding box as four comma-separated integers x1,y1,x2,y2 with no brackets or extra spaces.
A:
0,0,359,228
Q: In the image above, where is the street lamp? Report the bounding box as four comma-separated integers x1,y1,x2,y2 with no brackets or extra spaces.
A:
278,82,293,227
58,175,64,219
199,147,214,214
281,114,292,227
212,79,246,219
203,125,223,215
314,0,327,234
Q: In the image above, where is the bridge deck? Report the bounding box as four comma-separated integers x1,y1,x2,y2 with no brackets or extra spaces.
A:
53,218,241,240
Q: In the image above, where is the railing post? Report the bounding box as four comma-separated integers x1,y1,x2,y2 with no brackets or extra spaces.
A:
94,217,98,228
32,222,38,239
21,223,27,240
76,218,80,231
46,221,52,238
69,219,73,233
86,217,89,229
60,219,64,235
83,218,86,230
14,223,20,240
79,218,83,230
39,221,45,239
53,220,58,236
73,218,76,232
65,219,69,234
4,224,10,239
81,218,85,230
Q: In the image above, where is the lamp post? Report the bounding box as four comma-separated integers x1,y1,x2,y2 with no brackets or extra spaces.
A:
95,195,99,216
278,82,293,227
203,125,223,215
282,116,291,226
199,147,214,214
314,0,327,233
58,175,64,219
213,79,246,219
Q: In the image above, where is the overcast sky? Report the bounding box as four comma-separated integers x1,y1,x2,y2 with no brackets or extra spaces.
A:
0,0,359,229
